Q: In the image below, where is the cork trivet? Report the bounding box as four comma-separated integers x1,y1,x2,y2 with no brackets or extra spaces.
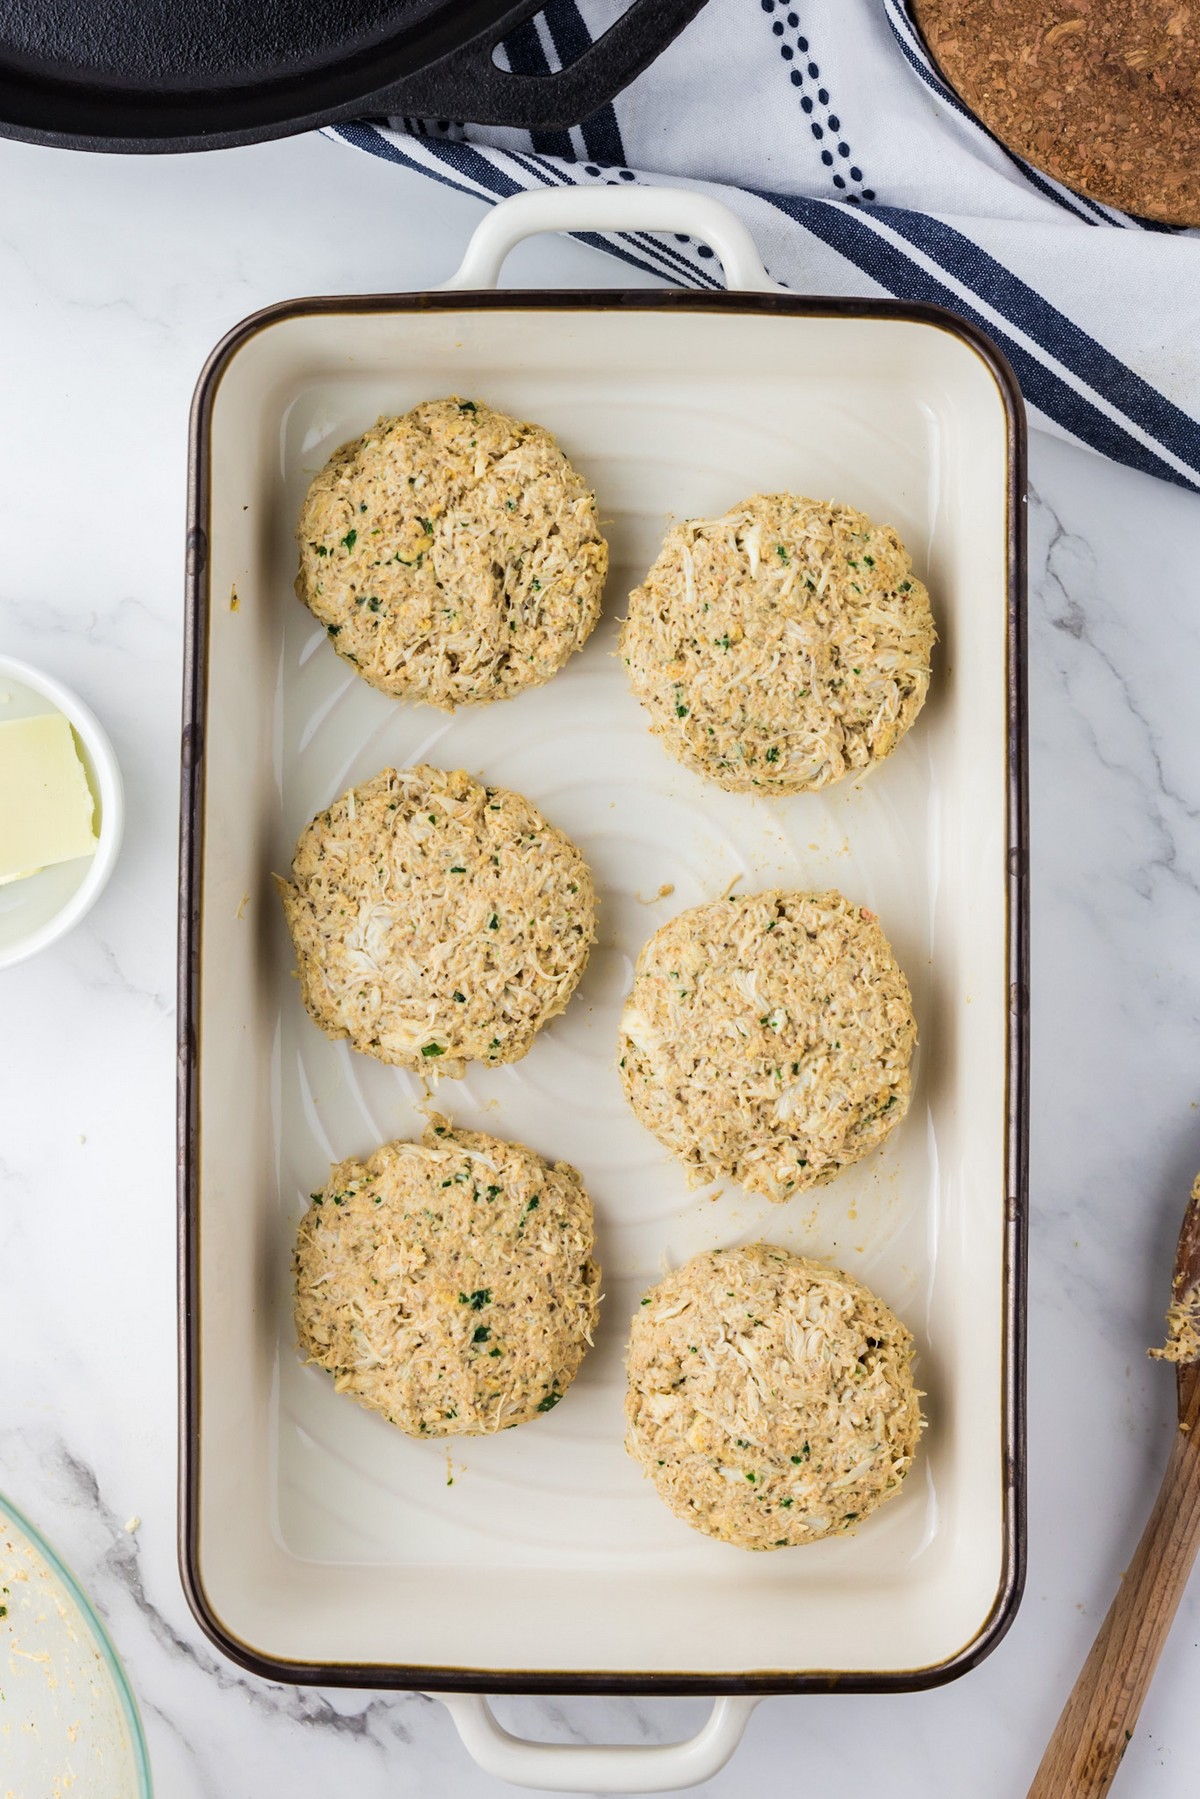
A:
911,0,1200,225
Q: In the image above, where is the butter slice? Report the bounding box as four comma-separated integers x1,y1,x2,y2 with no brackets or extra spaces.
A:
0,712,98,885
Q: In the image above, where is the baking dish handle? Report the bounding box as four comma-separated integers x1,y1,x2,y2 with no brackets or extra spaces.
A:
438,185,781,294
433,1691,760,1792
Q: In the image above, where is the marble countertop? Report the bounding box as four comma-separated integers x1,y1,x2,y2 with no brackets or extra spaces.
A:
1,128,1198,1798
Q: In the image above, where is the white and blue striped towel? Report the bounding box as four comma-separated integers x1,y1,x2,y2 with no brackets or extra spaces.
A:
330,0,1200,492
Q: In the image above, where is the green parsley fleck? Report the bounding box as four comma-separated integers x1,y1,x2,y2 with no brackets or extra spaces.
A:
421,1042,444,1058
472,1325,492,1344
341,529,357,551
765,746,779,763
536,1391,561,1413
459,1288,492,1309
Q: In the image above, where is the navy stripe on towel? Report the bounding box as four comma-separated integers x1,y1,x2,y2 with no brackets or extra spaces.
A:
759,189,1199,492
875,203,1200,472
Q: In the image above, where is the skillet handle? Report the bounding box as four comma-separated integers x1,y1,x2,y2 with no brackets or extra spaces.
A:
433,1692,760,1792
364,0,711,134
438,185,781,293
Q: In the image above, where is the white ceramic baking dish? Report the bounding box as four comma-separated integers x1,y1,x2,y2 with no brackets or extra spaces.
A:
179,186,1028,1792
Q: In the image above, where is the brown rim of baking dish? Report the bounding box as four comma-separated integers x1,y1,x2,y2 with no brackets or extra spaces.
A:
177,286,1029,1696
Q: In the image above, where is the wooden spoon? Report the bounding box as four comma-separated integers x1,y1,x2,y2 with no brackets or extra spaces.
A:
1029,1175,1200,1797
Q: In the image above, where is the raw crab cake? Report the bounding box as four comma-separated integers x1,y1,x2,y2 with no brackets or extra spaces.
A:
620,493,934,793
295,1120,602,1436
618,889,915,1201
276,765,596,1077
625,1244,922,1549
296,397,607,708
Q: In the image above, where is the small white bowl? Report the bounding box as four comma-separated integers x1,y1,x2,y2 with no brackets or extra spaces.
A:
0,656,124,969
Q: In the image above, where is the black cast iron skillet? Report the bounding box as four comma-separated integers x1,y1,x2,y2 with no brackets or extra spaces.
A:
0,0,708,152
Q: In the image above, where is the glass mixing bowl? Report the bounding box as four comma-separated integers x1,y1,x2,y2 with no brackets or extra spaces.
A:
0,1490,152,1794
